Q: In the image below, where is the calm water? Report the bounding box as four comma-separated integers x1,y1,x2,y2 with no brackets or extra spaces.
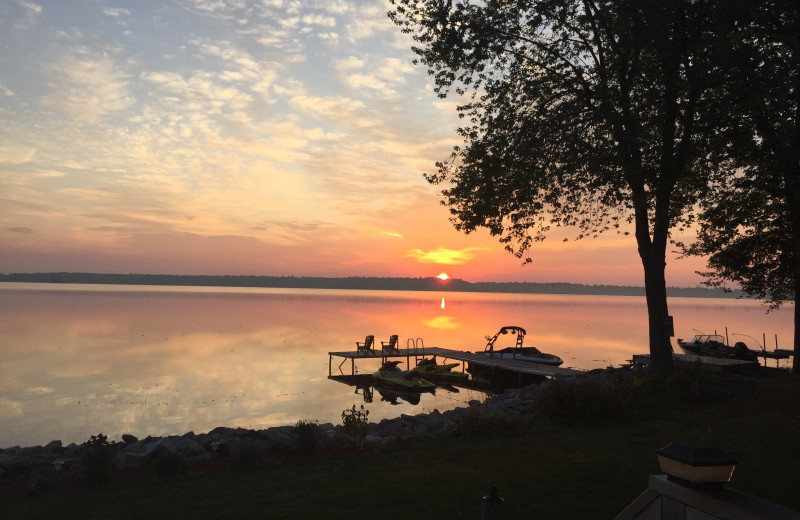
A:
0,283,793,448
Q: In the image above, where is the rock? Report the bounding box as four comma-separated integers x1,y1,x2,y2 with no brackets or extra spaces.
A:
171,437,205,456
0,453,15,469
44,440,62,452
143,437,177,457
114,451,149,470
363,434,383,445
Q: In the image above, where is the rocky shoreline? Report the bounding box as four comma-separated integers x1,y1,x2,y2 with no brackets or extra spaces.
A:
0,378,555,491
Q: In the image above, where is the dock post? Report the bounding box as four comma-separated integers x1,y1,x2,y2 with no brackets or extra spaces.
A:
482,486,503,520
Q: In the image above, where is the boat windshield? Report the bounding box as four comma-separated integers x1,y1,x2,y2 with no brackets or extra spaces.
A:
693,334,726,344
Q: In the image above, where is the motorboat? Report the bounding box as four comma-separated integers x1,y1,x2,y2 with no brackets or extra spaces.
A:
676,334,759,362
373,360,436,391
411,358,468,382
480,326,564,366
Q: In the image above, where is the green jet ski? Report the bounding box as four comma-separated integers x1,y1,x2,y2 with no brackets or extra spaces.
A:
373,360,436,391
411,358,468,382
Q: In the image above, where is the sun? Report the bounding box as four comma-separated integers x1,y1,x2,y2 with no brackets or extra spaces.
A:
436,273,450,280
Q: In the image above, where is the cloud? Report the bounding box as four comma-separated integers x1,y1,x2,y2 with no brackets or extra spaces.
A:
405,247,490,265
12,0,41,30
103,8,130,17
0,144,36,164
43,45,134,123
301,14,336,28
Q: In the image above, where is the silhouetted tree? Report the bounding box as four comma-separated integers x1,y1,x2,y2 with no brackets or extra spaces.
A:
681,1,799,372
389,0,735,375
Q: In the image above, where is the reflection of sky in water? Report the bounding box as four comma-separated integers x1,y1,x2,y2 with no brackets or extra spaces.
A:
0,284,793,447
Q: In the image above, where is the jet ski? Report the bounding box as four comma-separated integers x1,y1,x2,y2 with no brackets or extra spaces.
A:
373,360,436,391
412,358,468,382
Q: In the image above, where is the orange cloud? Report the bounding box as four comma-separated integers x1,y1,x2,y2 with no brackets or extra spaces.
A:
405,247,488,265
381,231,403,238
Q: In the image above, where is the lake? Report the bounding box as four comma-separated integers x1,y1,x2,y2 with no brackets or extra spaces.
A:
0,283,793,448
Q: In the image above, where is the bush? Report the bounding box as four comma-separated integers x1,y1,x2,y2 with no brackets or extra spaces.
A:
79,433,117,485
534,375,639,424
291,420,323,456
341,405,370,447
535,369,719,425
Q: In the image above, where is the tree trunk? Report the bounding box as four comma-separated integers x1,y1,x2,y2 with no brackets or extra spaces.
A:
641,244,675,376
794,273,799,374
633,191,675,376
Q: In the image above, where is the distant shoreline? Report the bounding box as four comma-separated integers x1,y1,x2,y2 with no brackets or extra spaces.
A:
0,272,746,299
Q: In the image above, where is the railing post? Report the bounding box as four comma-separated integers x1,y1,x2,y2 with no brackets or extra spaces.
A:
482,486,503,520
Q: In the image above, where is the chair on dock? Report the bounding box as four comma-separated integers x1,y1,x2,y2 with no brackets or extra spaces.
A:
356,335,375,355
381,334,399,354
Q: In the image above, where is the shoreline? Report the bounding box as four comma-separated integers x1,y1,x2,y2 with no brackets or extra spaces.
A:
0,379,549,482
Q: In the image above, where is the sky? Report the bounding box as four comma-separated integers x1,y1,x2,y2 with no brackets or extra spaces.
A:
0,0,709,286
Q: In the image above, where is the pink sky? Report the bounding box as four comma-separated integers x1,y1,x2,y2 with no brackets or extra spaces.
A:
0,1,710,287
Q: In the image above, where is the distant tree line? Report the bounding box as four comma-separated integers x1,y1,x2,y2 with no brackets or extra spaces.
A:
0,272,744,298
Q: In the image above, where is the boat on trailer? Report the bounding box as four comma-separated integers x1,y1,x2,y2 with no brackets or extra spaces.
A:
479,326,564,366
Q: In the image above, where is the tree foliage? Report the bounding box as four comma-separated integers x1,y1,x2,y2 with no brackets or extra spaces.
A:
389,0,736,374
680,0,798,371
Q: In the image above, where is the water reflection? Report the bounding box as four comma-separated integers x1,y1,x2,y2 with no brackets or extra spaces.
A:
0,283,793,448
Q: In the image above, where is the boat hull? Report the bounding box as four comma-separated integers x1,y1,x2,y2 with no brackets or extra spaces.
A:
481,349,564,366
412,360,468,382
677,339,759,362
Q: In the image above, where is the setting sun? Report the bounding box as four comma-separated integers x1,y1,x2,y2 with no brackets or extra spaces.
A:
437,273,450,280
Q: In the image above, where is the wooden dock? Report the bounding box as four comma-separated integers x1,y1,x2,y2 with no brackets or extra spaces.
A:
328,346,584,380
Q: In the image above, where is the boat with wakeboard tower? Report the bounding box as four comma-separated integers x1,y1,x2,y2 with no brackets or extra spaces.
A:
676,333,760,362
372,360,437,391
480,326,564,366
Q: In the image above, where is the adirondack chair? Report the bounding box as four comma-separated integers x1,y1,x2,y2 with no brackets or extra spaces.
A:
381,334,399,353
356,335,374,354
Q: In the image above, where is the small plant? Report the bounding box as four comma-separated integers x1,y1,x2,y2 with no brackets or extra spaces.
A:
341,404,370,447
80,433,117,485
291,420,322,455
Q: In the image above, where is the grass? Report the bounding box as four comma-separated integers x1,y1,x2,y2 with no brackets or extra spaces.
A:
2,369,799,519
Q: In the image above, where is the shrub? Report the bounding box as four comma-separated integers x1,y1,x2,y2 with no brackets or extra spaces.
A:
534,375,638,424
341,404,370,447
291,420,323,456
79,433,117,485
